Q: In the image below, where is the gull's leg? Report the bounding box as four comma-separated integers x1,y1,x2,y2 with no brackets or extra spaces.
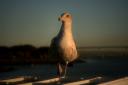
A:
57,63,63,79
62,61,68,78
56,63,63,84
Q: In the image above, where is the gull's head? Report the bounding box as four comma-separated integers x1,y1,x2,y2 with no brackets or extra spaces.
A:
58,12,72,23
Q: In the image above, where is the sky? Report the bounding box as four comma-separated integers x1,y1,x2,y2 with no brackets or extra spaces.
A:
0,0,128,47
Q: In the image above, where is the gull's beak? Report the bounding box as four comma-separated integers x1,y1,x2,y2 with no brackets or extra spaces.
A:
58,17,61,21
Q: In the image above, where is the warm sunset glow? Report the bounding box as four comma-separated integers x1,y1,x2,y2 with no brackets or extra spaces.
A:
0,0,128,47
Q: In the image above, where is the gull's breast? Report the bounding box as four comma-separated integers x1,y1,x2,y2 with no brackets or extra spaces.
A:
59,38,78,62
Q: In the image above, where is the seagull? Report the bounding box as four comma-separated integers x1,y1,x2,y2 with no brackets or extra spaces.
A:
50,12,78,79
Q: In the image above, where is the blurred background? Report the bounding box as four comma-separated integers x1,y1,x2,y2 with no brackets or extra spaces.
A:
0,0,128,47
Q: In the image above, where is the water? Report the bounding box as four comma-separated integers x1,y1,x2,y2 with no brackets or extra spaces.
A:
0,48,128,84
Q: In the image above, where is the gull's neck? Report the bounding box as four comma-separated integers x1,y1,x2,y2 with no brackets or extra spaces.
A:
58,21,73,38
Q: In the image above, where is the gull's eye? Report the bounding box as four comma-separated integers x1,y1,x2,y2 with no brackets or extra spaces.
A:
66,15,70,17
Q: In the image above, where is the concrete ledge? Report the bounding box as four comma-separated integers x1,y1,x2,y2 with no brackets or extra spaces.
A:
64,77,102,85
0,77,24,84
98,77,128,85
19,77,59,85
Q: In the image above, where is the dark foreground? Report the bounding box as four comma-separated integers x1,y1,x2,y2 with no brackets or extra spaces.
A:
0,57,128,85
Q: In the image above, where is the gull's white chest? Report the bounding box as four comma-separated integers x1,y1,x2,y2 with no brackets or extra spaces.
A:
58,34,77,61
60,34,74,48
